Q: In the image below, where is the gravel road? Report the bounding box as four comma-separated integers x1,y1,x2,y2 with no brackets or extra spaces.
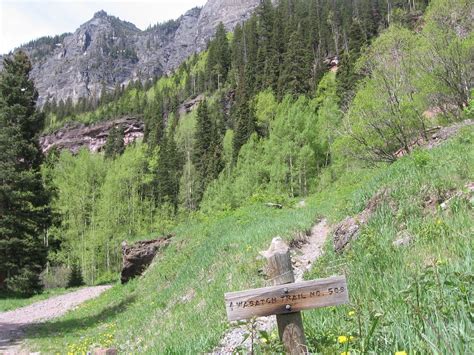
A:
0,285,112,355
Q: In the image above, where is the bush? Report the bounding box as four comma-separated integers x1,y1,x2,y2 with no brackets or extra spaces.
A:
40,266,70,289
67,264,85,288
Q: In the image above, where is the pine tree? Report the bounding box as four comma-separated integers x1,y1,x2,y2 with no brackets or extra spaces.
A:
144,98,164,150
193,100,213,203
232,70,256,162
336,20,365,110
67,263,85,288
104,126,125,159
192,100,223,204
243,16,259,96
255,0,275,91
206,22,231,91
0,51,51,295
157,131,182,210
278,24,311,98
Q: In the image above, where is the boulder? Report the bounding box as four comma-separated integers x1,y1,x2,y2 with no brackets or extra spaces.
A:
120,235,172,284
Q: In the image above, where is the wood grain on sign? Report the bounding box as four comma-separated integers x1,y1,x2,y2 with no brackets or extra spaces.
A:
225,275,348,321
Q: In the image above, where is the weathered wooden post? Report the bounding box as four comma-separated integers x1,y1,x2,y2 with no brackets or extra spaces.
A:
224,238,349,354
261,237,307,354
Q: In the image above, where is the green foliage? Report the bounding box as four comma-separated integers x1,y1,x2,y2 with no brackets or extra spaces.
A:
341,26,427,162
156,132,182,209
103,126,125,159
67,264,85,288
420,0,473,116
0,51,51,295
339,0,473,162
18,0,473,349
28,197,321,354
278,26,311,98
202,95,325,211
192,100,224,205
206,22,231,91
27,125,473,354
45,146,161,284
464,91,474,119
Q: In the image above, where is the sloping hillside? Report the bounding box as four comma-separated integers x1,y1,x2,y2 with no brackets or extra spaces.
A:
25,125,473,353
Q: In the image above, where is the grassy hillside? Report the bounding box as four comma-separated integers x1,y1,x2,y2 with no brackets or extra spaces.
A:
26,125,473,353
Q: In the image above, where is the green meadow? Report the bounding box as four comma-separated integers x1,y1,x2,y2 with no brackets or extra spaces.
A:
25,126,473,354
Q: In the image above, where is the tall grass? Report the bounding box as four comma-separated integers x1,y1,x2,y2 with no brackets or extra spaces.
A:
303,127,474,354
27,200,321,353
27,127,472,353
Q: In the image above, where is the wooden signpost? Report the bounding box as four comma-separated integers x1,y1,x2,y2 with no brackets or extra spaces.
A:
224,237,349,354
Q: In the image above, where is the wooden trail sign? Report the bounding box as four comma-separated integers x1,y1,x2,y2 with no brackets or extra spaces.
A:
225,275,348,321
224,237,350,354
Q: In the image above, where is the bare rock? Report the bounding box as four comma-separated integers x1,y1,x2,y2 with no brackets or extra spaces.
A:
177,94,204,117
94,349,117,355
395,119,473,158
333,189,391,253
393,231,413,248
39,116,143,154
1,1,262,106
333,216,362,253
120,235,172,284
265,202,283,209
296,200,306,208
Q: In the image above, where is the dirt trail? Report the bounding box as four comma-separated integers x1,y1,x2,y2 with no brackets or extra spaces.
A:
0,285,112,355
213,219,330,353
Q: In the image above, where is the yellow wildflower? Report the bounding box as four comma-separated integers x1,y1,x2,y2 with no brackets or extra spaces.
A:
341,352,350,355
395,352,407,355
348,310,356,316
338,335,348,344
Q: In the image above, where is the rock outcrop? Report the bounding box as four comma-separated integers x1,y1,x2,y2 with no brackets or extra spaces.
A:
333,189,392,253
0,0,261,106
120,236,172,284
39,116,143,153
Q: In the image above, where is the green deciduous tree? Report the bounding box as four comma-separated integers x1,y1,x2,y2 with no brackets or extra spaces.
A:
343,26,427,162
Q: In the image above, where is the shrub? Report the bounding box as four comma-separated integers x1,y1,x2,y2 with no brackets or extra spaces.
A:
67,264,85,288
40,266,70,289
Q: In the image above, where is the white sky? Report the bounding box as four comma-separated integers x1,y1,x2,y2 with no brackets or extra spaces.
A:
0,0,208,54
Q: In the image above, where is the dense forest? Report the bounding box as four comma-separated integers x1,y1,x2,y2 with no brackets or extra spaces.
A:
1,0,472,290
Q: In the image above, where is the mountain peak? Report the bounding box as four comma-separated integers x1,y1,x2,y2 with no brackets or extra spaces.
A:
10,0,261,106
93,10,108,19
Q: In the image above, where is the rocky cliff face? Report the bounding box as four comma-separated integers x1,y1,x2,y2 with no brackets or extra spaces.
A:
39,117,144,154
1,0,260,106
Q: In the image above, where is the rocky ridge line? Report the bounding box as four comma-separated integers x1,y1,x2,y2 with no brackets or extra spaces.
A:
0,0,261,106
